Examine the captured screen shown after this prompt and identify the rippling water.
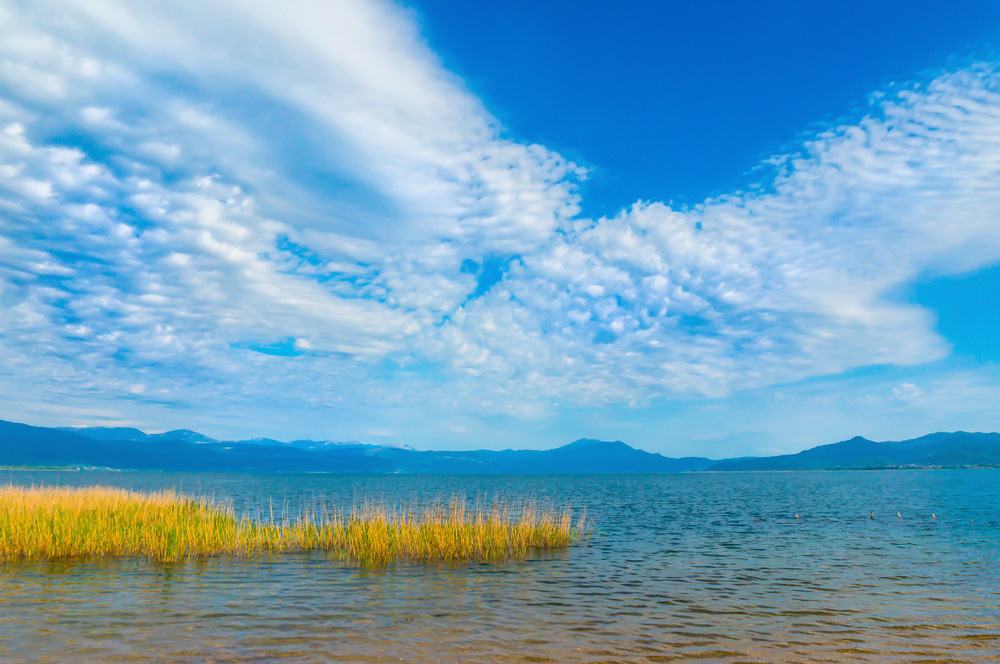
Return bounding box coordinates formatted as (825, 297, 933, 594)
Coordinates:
(1, 470, 998, 662)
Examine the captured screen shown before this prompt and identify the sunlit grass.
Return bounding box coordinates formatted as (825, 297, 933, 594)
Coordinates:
(0, 486, 584, 566)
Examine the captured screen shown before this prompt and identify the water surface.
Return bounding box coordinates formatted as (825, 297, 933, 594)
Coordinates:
(1, 470, 998, 662)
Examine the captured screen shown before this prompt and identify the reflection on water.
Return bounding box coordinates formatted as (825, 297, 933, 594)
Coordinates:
(1, 470, 998, 662)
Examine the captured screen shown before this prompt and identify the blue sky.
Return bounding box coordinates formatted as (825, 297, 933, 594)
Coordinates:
(411, 0, 1000, 216)
(1, 0, 999, 455)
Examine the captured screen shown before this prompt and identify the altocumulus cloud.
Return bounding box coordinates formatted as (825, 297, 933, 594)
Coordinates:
(443, 67, 1000, 407)
(0, 0, 999, 436)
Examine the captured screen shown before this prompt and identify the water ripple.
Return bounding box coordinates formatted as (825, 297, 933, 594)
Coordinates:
(1, 469, 998, 662)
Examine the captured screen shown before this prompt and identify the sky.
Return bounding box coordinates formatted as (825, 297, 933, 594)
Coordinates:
(1, 0, 999, 456)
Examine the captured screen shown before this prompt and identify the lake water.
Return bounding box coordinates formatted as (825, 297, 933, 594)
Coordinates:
(1, 470, 998, 662)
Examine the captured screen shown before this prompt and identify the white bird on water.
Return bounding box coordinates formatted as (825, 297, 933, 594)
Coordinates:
(896, 512, 902, 519)
(932, 513, 938, 520)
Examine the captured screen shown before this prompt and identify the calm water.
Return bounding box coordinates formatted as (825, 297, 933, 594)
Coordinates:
(1, 470, 998, 662)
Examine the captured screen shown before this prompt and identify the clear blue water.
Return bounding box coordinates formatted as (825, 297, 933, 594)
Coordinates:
(1, 470, 998, 662)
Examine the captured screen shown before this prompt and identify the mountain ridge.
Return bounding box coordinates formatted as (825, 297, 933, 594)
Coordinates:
(3, 420, 999, 473)
(0, 420, 712, 474)
(707, 431, 1000, 470)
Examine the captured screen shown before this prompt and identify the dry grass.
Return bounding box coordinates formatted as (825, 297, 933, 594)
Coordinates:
(0, 485, 584, 566)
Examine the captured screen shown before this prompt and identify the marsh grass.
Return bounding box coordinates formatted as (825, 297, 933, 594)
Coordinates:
(0, 486, 584, 566)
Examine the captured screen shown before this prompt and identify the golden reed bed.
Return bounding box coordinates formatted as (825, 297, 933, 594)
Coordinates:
(0, 486, 583, 566)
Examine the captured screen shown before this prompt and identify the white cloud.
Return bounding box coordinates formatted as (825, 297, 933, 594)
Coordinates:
(436, 66, 1000, 409)
(891, 382, 924, 401)
(0, 0, 584, 431)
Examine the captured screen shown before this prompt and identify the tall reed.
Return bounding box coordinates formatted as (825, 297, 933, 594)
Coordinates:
(0, 486, 584, 566)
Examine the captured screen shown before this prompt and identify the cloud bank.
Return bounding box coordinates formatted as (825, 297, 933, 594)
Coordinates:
(1, 0, 999, 442)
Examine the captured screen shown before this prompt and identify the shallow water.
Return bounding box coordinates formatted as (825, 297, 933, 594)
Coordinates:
(1, 470, 998, 662)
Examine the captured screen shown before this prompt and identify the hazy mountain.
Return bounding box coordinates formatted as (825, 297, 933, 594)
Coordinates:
(4, 421, 998, 473)
(63, 427, 385, 450)
(0, 421, 711, 474)
(63, 426, 217, 444)
(370, 439, 715, 474)
(58, 426, 153, 442)
(708, 432, 1000, 470)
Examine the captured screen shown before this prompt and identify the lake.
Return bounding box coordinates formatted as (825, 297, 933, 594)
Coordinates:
(1, 470, 998, 662)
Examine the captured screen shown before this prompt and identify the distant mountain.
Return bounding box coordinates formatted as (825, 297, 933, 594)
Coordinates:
(371, 438, 715, 474)
(63, 426, 217, 444)
(0, 420, 712, 474)
(63, 426, 394, 451)
(57, 426, 152, 442)
(708, 432, 1000, 470)
(4, 421, 998, 473)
